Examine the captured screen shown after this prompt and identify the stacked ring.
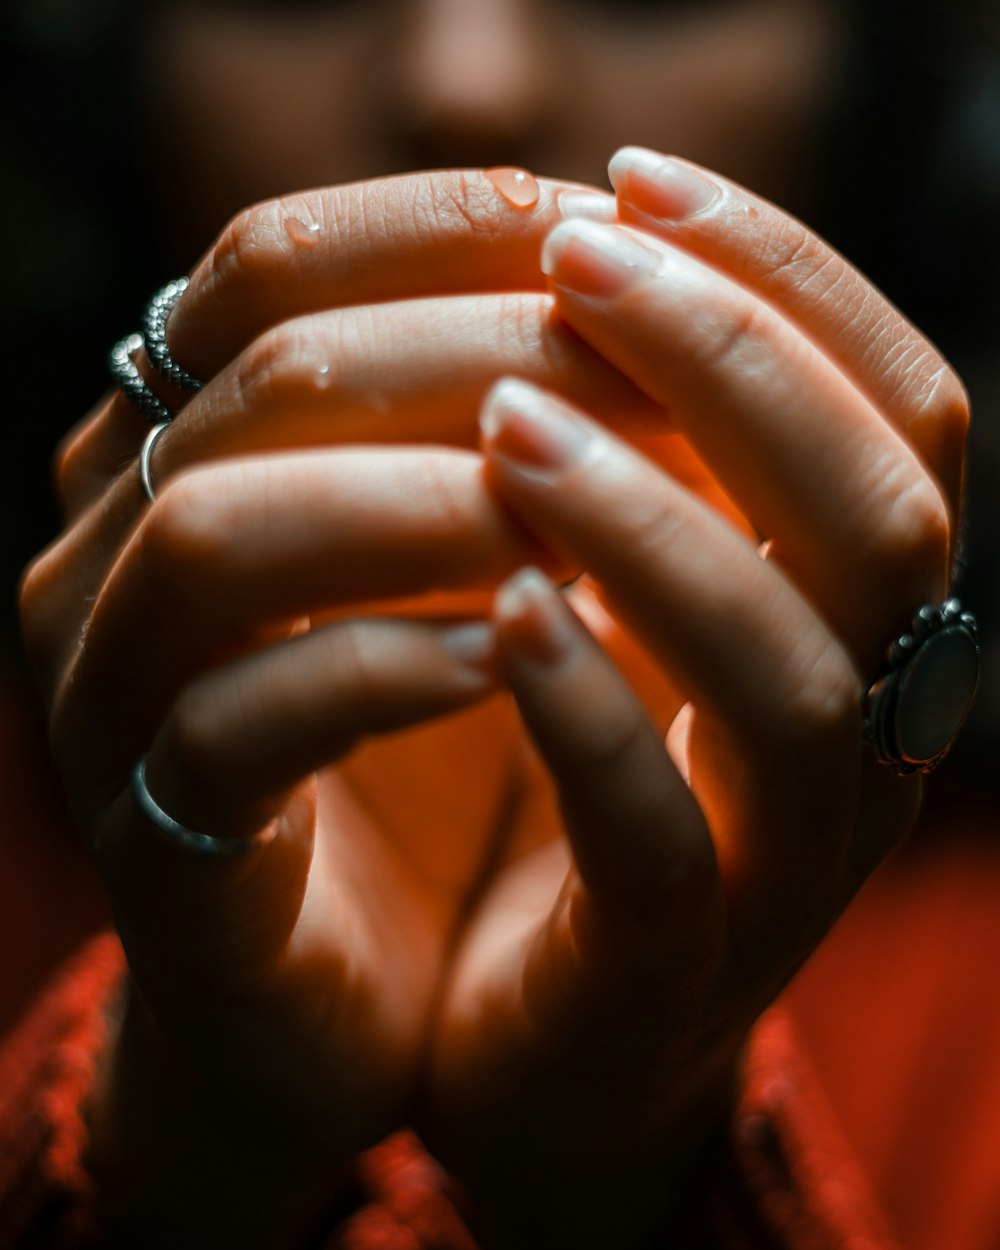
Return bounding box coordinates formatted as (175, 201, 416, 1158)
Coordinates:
(109, 332, 174, 425)
(109, 277, 205, 499)
(143, 277, 204, 393)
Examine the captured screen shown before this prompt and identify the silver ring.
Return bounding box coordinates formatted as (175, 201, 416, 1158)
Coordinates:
(863, 599, 980, 774)
(139, 421, 170, 502)
(132, 757, 275, 857)
(109, 332, 175, 424)
(143, 277, 204, 393)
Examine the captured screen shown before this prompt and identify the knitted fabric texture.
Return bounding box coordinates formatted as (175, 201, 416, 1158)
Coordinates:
(0, 934, 895, 1249)
(0, 932, 122, 1250)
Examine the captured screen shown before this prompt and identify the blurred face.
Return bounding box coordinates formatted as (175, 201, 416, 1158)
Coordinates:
(146, 0, 844, 258)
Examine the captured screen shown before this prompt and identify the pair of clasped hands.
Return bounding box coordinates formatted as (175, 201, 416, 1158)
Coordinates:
(22, 149, 965, 1248)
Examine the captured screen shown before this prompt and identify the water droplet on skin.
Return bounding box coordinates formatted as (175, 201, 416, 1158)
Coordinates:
(285, 217, 321, 246)
(485, 167, 540, 210)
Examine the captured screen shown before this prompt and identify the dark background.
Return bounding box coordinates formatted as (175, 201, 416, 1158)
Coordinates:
(1, 0, 997, 779)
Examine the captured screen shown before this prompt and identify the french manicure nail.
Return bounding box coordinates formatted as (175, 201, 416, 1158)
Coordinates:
(608, 147, 721, 220)
(496, 567, 576, 664)
(557, 189, 618, 223)
(480, 377, 600, 477)
(440, 621, 497, 677)
(541, 218, 661, 299)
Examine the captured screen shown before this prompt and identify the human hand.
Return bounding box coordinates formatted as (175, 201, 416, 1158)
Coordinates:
(418, 153, 966, 1249)
(19, 170, 663, 1247)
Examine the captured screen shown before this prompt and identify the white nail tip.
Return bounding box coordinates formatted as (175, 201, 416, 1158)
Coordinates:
(496, 566, 550, 617)
(440, 621, 495, 665)
(557, 191, 618, 223)
(480, 377, 550, 434)
(541, 216, 621, 276)
(608, 146, 665, 187)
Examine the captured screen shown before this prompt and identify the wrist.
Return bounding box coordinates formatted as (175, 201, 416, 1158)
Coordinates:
(87, 981, 358, 1250)
(442, 1052, 741, 1250)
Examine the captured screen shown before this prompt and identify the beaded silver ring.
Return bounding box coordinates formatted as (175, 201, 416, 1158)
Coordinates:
(142, 277, 204, 393)
(109, 332, 174, 425)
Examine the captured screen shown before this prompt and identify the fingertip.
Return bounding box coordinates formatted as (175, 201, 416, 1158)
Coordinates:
(479, 376, 602, 480)
(607, 145, 664, 191)
(609, 148, 722, 221)
(480, 376, 561, 444)
(495, 567, 586, 670)
(438, 619, 500, 687)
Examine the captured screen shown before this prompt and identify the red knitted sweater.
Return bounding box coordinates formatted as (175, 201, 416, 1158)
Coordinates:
(0, 932, 897, 1250)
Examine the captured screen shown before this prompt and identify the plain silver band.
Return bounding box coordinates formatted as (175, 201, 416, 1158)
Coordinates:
(143, 277, 204, 393)
(139, 420, 171, 502)
(132, 757, 274, 857)
(109, 332, 175, 424)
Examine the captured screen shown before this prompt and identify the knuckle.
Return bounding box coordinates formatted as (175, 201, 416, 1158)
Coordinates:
(423, 171, 504, 241)
(911, 363, 971, 449)
(18, 548, 54, 634)
(777, 643, 861, 754)
(51, 399, 121, 518)
(207, 199, 286, 300)
(863, 467, 951, 590)
(137, 469, 236, 595)
(54, 420, 95, 512)
(806, 663, 861, 745)
(872, 330, 970, 449)
(414, 452, 474, 533)
(696, 298, 772, 375)
(235, 320, 340, 412)
(495, 292, 546, 364)
(18, 547, 65, 678)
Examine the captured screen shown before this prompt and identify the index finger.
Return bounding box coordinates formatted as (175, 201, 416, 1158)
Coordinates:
(167, 170, 610, 381)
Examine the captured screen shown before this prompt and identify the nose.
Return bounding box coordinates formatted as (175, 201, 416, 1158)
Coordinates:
(377, 0, 555, 169)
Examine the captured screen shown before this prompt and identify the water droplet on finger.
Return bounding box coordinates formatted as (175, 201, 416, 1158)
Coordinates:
(485, 167, 540, 210)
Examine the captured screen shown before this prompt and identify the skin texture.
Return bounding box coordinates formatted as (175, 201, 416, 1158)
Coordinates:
(16, 1, 968, 1247)
(20, 157, 965, 1247)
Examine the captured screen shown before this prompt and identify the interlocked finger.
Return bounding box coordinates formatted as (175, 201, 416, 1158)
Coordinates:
(610, 149, 969, 515)
(129, 616, 497, 848)
(45, 447, 552, 812)
(540, 219, 951, 672)
(94, 616, 497, 993)
(165, 171, 607, 383)
(481, 379, 863, 928)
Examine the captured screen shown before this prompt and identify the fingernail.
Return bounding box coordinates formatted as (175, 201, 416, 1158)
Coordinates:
(541, 218, 661, 299)
(480, 377, 601, 478)
(439, 621, 497, 677)
(556, 189, 618, 223)
(608, 147, 721, 220)
(496, 567, 576, 664)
